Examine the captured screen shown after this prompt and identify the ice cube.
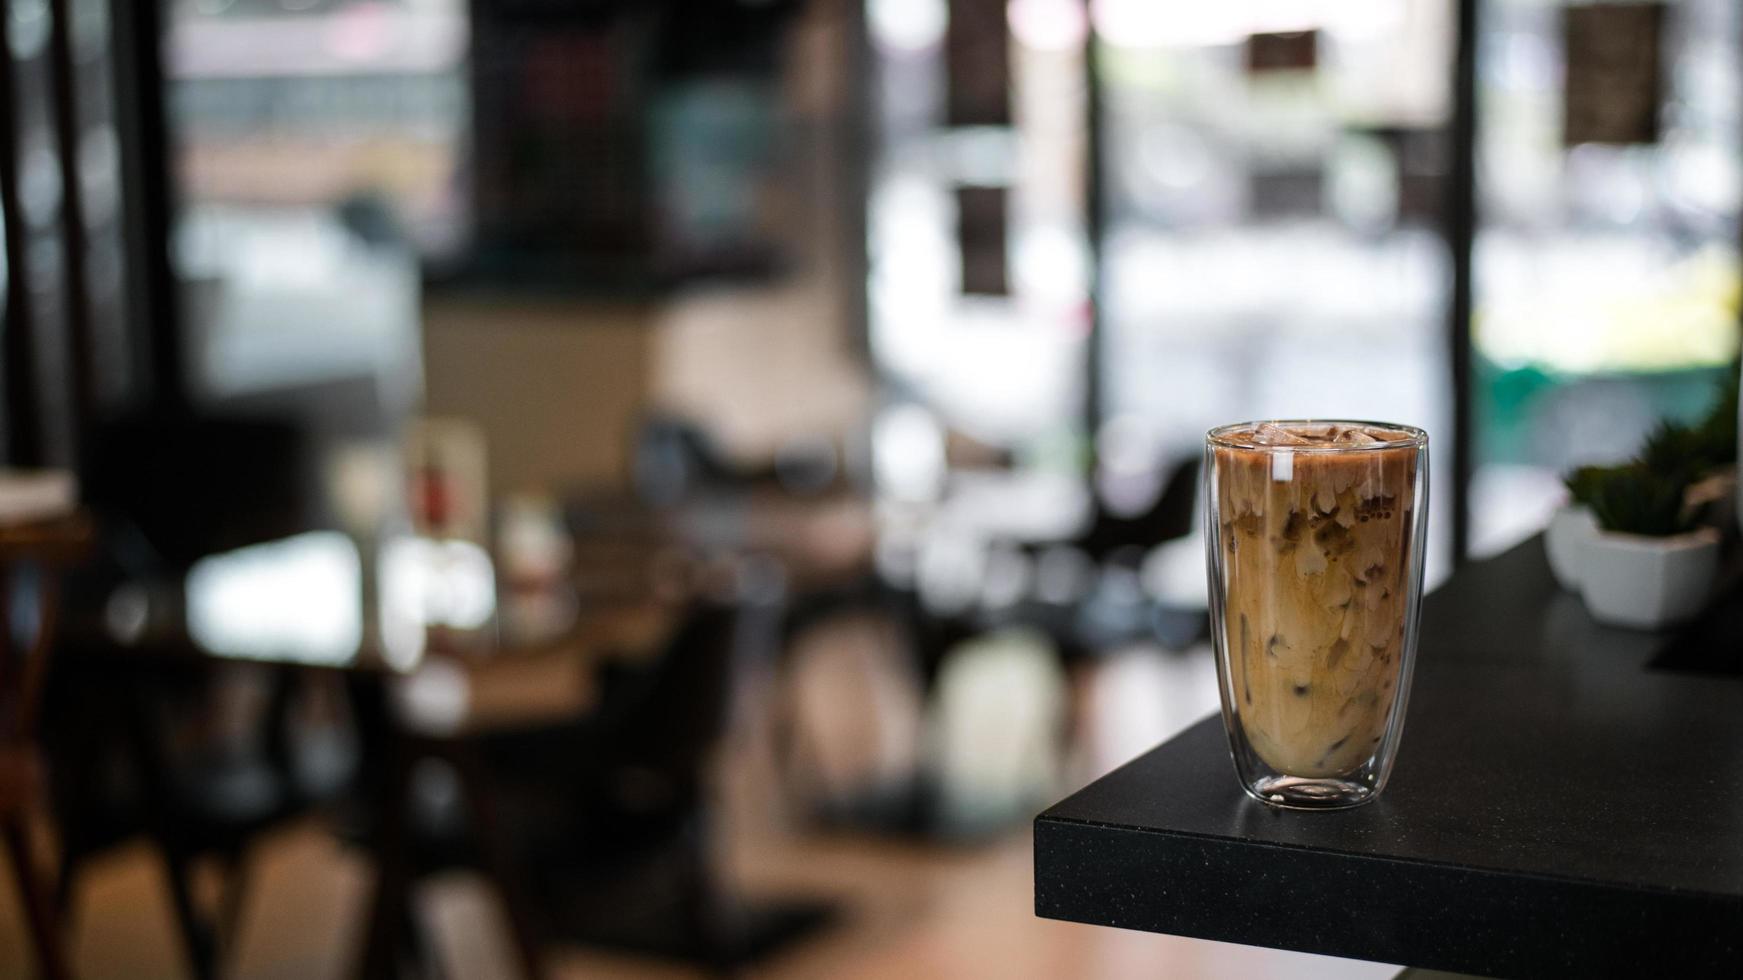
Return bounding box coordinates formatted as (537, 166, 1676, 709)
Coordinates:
(1253, 422, 1313, 446)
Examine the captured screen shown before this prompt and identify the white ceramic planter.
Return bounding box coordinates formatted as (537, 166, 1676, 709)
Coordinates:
(1543, 505, 1596, 591)
(1579, 527, 1721, 630)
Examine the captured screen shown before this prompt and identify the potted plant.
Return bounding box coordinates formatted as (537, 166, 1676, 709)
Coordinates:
(1544, 465, 1609, 591)
(1547, 369, 1737, 596)
(1578, 464, 1719, 630)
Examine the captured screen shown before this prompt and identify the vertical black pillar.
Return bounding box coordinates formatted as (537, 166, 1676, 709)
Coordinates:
(1083, 15, 1105, 455)
(48, 0, 94, 439)
(1447, 0, 1479, 565)
(0, 6, 40, 465)
(108, 0, 183, 409)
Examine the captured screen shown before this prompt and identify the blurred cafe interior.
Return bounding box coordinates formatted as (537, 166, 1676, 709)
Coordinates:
(0, 0, 1738, 977)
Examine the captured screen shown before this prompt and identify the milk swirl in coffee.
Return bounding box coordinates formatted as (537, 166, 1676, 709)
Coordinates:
(1211, 422, 1419, 778)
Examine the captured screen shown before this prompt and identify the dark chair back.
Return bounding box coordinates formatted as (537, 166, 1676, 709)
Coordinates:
(1083, 454, 1202, 562)
(81, 410, 313, 570)
(1142, 453, 1203, 545)
(610, 599, 742, 780)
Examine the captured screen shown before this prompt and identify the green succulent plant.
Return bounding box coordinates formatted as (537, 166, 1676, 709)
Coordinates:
(1563, 463, 1626, 507)
(1638, 420, 1707, 481)
(1562, 366, 1736, 536)
(1585, 464, 1695, 536)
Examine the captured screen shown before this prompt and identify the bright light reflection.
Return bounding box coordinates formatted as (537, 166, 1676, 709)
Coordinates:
(939, 127, 1020, 186)
(1011, 223, 1090, 307)
(325, 0, 397, 62)
(874, 403, 948, 502)
(379, 536, 497, 633)
(1475, 237, 1742, 373)
(1009, 0, 1087, 51)
(187, 532, 361, 665)
(869, 0, 947, 51)
(1092, 0, 1399, 48)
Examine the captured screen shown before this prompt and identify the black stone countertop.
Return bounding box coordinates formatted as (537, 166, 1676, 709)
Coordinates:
(1034, 538, 1743, 978)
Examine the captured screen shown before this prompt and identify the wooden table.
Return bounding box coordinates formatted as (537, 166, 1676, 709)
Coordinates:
(67, 528, 687, 980)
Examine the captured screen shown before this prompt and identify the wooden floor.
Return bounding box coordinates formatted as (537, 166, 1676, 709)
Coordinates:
(0, 644, 1400, 979)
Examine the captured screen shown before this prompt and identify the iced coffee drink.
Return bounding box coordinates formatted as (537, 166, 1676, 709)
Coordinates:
(1206, 421, 1428, 809)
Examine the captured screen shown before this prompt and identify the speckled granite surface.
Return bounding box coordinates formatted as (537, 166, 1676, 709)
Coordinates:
(1036, 539, 1743, 977)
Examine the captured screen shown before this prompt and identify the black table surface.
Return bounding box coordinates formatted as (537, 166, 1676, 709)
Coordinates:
(1034, 537, 1743, 978)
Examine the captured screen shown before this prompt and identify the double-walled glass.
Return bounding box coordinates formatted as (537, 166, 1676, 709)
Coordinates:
(1205, 421, 1429, 809)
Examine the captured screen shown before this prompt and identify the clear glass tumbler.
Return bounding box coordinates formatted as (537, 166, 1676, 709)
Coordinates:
(1205, 421, 1429, 809)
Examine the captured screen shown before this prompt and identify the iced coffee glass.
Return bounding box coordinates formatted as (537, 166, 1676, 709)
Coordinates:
(1205, 421, 1428, 809)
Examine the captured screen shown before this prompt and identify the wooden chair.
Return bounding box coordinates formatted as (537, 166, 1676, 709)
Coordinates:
(0, 514, 91, 980)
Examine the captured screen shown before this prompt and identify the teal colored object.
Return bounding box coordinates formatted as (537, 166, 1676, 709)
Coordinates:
(1474, 356, 1732, 467)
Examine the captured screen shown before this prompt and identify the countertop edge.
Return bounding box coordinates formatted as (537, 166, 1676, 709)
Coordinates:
(1033, 812, 1743, 976)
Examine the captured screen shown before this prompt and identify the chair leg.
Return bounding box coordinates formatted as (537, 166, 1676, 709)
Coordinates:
(452, 745, 545, 980)
(160, 844, 218, 980)
(116, 677, 216, 979)
(216, 848, 251, 952)
(396, 898, 438, 980)
(680, 819, 736, 979)
(4, 818, 71, 980)
(51, 845, 77, 926)
(353, 720, 414, 980)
